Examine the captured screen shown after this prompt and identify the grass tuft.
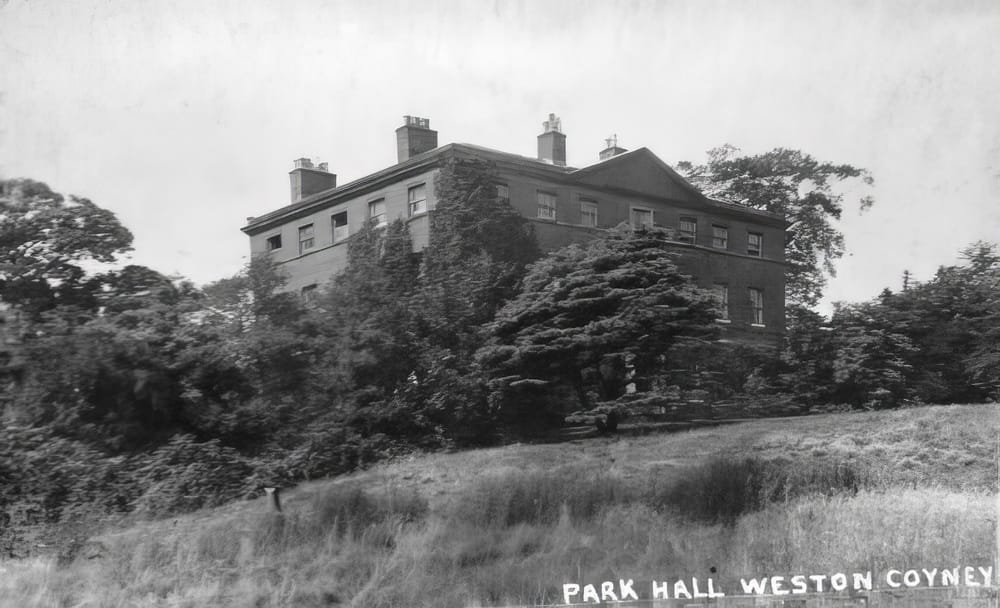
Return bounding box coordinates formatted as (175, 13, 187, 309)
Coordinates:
(449, 466, 634, 528)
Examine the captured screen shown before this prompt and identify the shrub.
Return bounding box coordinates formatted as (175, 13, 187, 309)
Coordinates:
(646, 456, 873, 525)
(450, 466, 634, 528)
(131, 434, 255, 518)
(312, 484, 429, 538)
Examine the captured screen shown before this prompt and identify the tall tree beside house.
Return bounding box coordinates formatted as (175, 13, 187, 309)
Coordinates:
(0, 179, 134, 317)
(319, 160, 541, 445)
(676, 146, 874, 310)
(417, 157, 540, 355)
(477, 226, 719, 429)
(321, 218, 422, 397)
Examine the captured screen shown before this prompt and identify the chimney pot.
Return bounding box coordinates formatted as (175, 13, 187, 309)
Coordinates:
(599, 134, 628, 161)
(396, 115, 438, 163)
(289, 158, 337, 203)
(537, 113, 567, 166)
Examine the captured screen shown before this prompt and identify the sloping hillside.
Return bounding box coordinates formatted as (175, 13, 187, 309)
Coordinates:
(3, 404, 997, 607)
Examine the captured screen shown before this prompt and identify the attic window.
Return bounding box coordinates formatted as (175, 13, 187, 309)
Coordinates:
(748, 232, 763, 257)
(679, 217, 697, 243)
(369, 199, 387, 228)
(266, 234, 282, 251)
(332, 211, 348, 242)
(298, 224, 315, 254)
(408, 184, 427, 216)
(712, 225, 728, 249)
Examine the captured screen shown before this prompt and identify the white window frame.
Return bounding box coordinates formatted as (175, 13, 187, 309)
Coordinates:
(712, 225, 729, 249)
(496, 183, 510, 205)
(369, 198, 387, 228)
(714, 284, 730, 322)
(580, 199, 598, 227)
(408, 183, 427, 216)
(630, 205, 653, 229)
(537, 191, 557, 220)
(298, 223, 315, 254)
(331, 210, 349, 243)
(265, 233, 282, 252)
(679, 217, 697, 243)
(749, 287, 765, 326)
(748, 232, 763, 257)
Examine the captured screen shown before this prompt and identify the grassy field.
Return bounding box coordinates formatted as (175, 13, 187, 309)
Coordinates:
(2, 403, 997, 607)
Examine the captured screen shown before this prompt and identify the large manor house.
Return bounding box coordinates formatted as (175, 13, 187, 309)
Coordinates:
(242, 115, 787, 343)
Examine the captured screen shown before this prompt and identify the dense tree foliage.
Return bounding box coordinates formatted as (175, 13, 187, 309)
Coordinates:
(0, 179, 134, 317)
(323, 218, 422, 396)
(317, 158, 541, 445)
(478, 226, 719, 417)
(677, 146, 874, 309)
(418, 157, 540, 353)
(772, 241, 1000, 408)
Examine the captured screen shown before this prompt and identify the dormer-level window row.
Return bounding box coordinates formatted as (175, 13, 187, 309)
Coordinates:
(527, 188, 769, 257)
(267, 180, 434, 257)
(267, 181, 770, 259)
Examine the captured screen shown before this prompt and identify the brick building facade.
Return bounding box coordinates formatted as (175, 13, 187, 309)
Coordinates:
(242, 115, 788, 343)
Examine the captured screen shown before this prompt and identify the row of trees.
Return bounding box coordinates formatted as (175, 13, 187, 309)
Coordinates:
(778, 243, 1000, 408)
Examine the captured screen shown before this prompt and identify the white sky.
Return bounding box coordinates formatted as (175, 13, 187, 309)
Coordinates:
(1, 0, 998, 315)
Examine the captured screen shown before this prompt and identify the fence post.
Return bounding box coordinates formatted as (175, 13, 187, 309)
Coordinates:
(264, 486, 282, 513)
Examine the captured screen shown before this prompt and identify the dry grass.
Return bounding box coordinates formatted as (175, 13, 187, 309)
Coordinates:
(2, 403, 997, 607)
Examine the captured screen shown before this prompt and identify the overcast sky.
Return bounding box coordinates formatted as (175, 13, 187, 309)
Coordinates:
(1, 0, 997, 315)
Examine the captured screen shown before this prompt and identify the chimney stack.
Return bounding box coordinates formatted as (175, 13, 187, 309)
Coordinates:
(396, 116, 438, 163)
(599, 134, 628, 161)
(537, 113, 566, 166)
(289, 158, 337, 203)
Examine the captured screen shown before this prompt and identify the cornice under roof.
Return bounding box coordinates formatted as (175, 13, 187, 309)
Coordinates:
(242, 142, 786, 235)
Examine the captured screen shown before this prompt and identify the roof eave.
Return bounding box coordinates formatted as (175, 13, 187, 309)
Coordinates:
(242, 145, 458, 235)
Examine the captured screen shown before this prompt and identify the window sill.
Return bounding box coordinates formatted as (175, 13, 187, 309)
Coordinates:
(751, 323, 767, 328)
(715, 319, 732, 324)
(287, 241, 345, 261)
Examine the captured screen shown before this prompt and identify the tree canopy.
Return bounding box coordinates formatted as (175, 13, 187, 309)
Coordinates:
(0, 179, 134, 316)
(677, 146, 873, 309)
(478, 225, 719, 409)
(418, 157, 540, 353)
(773, 241, 1000, 408)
